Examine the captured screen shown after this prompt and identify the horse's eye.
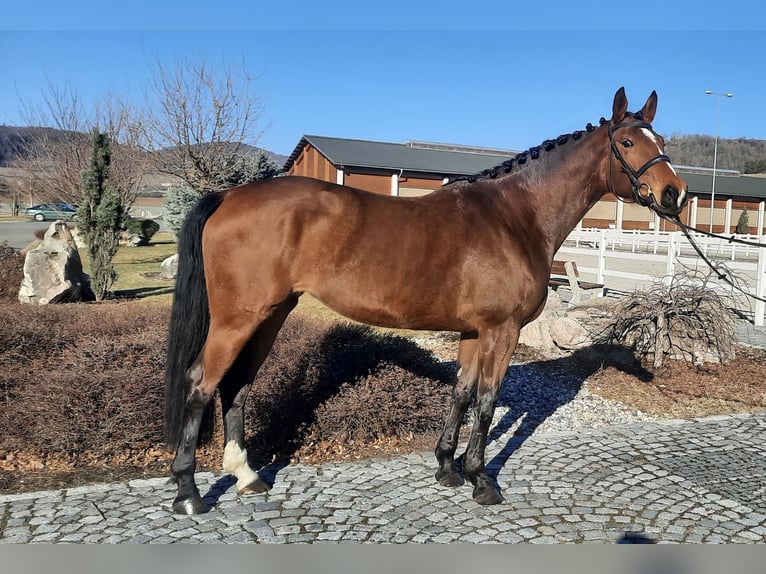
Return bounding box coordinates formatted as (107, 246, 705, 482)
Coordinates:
(621, 139, 633, 148)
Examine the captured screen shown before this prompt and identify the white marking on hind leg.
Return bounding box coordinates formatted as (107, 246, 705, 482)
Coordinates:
(223, 440, 261, 492)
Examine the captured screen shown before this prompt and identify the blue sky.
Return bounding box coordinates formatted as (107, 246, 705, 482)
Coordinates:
(2, 2, 765, 157)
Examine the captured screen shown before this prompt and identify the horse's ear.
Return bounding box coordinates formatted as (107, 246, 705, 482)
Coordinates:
(639, 91, 658, 124)
(611, 87, 628, 123)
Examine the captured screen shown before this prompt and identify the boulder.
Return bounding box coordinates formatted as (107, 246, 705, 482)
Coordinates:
(160, 253, 179, 280)
(120, 230, 144, 247)
(549, 316, 590, 350)
(18, 221, 96, 304)
(519, 290, 565, 355)
(519, 290, 609, 355)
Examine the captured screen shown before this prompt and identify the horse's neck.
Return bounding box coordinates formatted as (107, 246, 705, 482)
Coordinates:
(502, 132, 610, 254)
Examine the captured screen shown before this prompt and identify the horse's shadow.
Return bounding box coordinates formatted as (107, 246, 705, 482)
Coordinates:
(202, 326, 650, 505)
(458, 343, 653, 487)
(201, 322, 455, 505)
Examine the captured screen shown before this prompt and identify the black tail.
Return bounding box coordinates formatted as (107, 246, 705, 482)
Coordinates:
(164, 192, 225, 450)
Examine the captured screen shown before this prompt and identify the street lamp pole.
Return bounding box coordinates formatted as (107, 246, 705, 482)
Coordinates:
(705, 90, 733, 233)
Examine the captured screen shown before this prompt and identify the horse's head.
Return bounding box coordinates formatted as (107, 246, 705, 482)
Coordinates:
(606, 87, 688, 218)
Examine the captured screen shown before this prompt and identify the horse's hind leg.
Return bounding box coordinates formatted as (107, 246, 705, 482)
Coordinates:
(171, 318, 267, 515)
(220, 295, 298, 495)
(435, 332, 479, 487)
(170, 357, 215, 515)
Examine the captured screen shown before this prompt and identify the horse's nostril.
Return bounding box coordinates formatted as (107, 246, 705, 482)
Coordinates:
(661, 186, 679, 208)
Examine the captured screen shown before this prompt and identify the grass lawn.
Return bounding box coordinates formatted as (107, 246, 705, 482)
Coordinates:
(78, 231, 178, 304)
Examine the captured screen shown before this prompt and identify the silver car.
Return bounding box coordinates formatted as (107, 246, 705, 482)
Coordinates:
(25, 203, 78, 222)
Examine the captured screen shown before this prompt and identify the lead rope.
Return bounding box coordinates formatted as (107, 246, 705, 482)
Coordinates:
(665, 215, 766, 248)
(656, 212, 766, 304)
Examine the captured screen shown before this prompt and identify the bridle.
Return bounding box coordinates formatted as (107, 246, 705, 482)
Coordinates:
(608, 119, 683, 217)
(607, 120, 766, 304)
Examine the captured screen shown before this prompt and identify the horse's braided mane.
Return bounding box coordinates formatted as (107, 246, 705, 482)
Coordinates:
(447, 116, 616, 185)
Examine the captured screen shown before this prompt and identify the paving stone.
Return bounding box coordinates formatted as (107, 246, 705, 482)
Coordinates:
(5, 408, 766, 543)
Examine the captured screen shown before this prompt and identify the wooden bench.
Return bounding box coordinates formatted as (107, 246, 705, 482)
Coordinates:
(548, 260, 604, 304)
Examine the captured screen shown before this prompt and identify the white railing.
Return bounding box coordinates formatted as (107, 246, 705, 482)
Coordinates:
(559, 228, 766, 326)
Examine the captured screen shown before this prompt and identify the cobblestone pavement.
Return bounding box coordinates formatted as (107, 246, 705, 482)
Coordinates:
(2, 321, 765, 544)
(2, 412, 766, 544)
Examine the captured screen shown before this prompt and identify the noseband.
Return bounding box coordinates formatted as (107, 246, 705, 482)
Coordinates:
(608, 120, 675, 213)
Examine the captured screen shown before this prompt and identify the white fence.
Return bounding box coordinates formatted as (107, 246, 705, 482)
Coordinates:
(558, 228, 766, 326)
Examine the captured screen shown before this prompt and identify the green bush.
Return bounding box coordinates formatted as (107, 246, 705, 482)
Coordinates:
(736, 208, 750, 235)
(164, 184, 200, 240)
(125, 218, 160, 243)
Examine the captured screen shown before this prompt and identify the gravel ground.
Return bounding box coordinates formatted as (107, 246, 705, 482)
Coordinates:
(492, 360, 655, 438)
(412, 334, 656, 441)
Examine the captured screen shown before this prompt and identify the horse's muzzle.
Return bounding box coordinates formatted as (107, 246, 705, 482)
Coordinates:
(659, 184, 687, 215)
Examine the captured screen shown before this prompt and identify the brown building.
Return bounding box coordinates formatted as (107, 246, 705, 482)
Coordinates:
(285, 135, 766, 235)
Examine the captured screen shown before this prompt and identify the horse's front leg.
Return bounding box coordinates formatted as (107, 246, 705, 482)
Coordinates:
(435, 333, 479, 487)
(463, 324, 519, 505)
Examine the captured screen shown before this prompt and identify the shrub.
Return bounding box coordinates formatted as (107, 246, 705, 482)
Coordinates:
(309, 363, 451, 443)
(0, 242, 24, 303)
(245, 317, 453, 462)
(0, 303, 169, 458)
(164, 184, 199, 240)
(736, 208, 750, 234)
(124, 218, 160, 243)
(602, 271, 736, 368)
(0, 304, 453, 470)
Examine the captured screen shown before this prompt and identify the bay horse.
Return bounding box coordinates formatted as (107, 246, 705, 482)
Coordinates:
(164, 87, 688, 514)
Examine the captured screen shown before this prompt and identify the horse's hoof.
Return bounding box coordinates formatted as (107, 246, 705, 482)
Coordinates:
(472, 486, 504, 505)
(172, 495, 211, 515)
(238, 476, 270, 495)
(435, 469, 465, 488)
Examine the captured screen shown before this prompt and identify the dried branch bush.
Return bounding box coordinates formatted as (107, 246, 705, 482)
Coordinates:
(246, 317, 453, 462)
(603, 270, 736, 368)
(0, 242, 24, 303)
(0, 303, 452, 468)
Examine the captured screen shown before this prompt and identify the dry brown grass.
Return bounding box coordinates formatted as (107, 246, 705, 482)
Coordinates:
(589, 345, 766, 418)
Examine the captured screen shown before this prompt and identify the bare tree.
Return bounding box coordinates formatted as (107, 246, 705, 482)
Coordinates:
(140, 56, 268, 194)
(16, 82, 148, 209)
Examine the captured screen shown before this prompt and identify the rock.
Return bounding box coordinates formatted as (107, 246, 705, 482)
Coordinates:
(18, 220, 96, 304)
(519, 290, 565, 355)
(70, 226, 85, 249)
(160, 253, 179, 280)
(550, 316, 590, 349)
(120, 230, 144, 247)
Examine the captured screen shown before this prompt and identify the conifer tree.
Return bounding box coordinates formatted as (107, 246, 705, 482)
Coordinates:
(736, 208, 750, 235)
(77, 128, 125, 300)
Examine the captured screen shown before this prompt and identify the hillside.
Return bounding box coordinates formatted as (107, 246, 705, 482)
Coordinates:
(0, 125, 83, 167)
(664, 134, 766, 174)
(0, 125, 288, 169)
